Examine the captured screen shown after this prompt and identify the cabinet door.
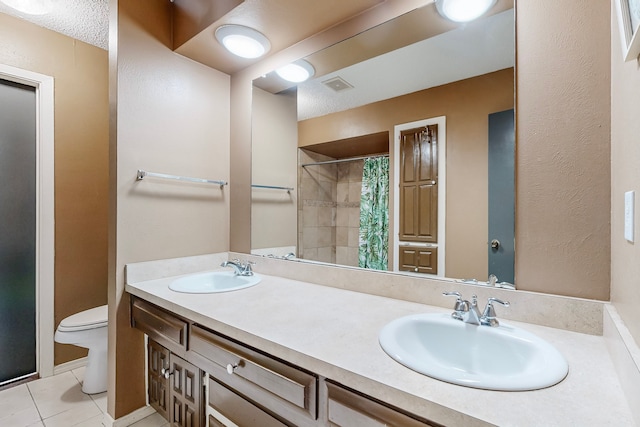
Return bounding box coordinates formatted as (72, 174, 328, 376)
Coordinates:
(169, 353, 203, 427)
(148, 339, 170, 420)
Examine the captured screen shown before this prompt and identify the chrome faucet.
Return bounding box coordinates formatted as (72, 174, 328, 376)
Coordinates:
(443, 292, 509, 327)
(220, 260, 254, 276)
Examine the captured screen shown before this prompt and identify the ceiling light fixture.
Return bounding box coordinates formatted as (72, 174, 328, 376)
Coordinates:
(215, 25, 271, 59)
(276, 60, 315, 83)
(435, 0, 497, 23)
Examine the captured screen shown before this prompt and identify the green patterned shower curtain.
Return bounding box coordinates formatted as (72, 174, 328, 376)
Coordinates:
(358, 156, 389, 270)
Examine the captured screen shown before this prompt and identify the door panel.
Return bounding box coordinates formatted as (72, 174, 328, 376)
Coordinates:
(170, 353, 203, 427)
(0, 79, 37, 384)
(488, 109, 515, 284)
(399, 126, 438, 243)
(148, 339, 170, 419)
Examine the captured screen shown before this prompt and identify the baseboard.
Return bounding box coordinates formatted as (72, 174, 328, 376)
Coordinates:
(603, 304, 640, 426)
(102, 405, 157, 427)
(53, 357, 88, 375)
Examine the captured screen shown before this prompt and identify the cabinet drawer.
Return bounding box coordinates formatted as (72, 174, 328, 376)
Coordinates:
(208, 377, 288, 427)
(190, 325, 317, 425)
(131, 297, 188, 350)
(326, 381, 441, 427)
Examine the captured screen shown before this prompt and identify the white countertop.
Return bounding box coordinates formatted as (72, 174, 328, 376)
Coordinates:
(126, 270, 634, 426)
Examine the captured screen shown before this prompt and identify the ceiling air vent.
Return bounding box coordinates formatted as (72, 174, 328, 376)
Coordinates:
(322, 76, 353, 92)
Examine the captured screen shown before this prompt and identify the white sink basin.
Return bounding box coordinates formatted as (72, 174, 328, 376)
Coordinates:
(379, 313, 568, 391)
(169, 271, 261, 293)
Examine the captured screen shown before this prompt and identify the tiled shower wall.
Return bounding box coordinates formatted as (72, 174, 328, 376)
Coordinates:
(336, 160, 363, 267)
(298, 149, 363, 267)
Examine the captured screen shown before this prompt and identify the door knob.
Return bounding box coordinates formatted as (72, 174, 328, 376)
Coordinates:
(490, 239, 500, 249)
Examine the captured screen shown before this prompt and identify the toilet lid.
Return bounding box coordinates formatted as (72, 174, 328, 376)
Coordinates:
(58, 305, 108, 332)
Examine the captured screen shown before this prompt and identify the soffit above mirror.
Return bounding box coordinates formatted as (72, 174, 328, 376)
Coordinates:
(172, 0, 386, 75)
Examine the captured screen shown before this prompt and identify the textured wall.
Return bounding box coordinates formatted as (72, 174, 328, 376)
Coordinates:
(0, 13, 109, 366)
(611, 3, 640, 345)
(109, 0, 231, 418)
(516, 0, 611, 299)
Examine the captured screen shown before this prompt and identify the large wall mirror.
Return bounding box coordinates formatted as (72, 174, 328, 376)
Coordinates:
(250, 0, 515, 286)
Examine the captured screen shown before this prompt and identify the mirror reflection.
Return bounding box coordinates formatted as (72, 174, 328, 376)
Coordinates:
(251, 2, 515, 285)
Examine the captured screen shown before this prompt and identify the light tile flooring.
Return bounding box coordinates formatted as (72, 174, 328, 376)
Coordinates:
(0, 368, 168, 427)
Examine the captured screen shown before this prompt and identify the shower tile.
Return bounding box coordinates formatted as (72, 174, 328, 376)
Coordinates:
(303, 206, 318, 227)
(348, 208, 361, 228)
(317, 227, 333, 247)
(318, 207, 333, 227)
(302, 227, 318, 249)
(335, 246, 349, 264)
(336, 227, 348, 246)
(317, 247, 333, 263)
(348, 227, 360, 248)
(348, 182, 361, 202)
(336, 208, 349, 227)
(337, 182, 348, 202)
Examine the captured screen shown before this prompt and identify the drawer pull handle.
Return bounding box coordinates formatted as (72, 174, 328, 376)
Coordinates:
(226, 363, 239, 375)
(161, 368, 173, 379)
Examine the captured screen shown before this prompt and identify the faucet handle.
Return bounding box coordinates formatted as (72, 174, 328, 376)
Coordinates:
(443, 292, 469, 319)
(244, 261, 255, 273)
(481, 297, 510, 326)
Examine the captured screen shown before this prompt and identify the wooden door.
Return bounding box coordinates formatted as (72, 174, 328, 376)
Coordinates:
(148, 339, 170, 420)
(399, 125, 438, 243)
(169, 353, 203, 427)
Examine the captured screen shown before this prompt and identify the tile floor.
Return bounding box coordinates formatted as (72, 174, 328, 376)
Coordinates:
(0, 368, 168, 427)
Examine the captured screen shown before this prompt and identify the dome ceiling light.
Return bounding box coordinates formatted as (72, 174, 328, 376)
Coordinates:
(215, 24, 271, 59)
(435, 0, 497, 23)
(276, 60, 315, 83)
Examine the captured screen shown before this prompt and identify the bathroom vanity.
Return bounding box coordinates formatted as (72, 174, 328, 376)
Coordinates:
(125, 256, 635, 427)
(131, 297, 435, 426)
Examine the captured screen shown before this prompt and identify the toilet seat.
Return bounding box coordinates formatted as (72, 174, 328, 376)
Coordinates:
(58, 305, 108, 332)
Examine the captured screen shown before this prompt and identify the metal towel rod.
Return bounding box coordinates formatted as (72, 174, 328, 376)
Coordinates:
(251, 184, 294, 192)
(136, 170, 228, 189)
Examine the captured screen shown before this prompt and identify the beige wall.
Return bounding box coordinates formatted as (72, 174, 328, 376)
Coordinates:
(299, 69, 514, 280)
(251, 87, 298, 251)
(0, 13, 109, 365)
(109, 0, 231, 418)
(516, 0, 611, 300)
(611, 3, 640, 345)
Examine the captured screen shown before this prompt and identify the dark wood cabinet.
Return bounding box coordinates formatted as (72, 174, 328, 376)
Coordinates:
(131, 296, 441, 427)
(146, 339, 204, 427)
(148, 339, 170, 419)
(398, 245, 438, 275)
(169, 353, 203, 427)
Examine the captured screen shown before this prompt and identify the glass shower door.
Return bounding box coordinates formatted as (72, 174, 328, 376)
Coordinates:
(0, 78, 37, 385)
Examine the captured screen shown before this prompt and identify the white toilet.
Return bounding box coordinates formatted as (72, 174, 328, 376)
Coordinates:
(54, 305, 108, 394)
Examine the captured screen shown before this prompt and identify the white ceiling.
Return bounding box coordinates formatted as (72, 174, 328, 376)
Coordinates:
(0, 0, 109, 50)
(297, 9, 514, 120)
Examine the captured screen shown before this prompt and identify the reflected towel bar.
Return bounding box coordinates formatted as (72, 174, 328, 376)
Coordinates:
(251, 184, 294, 192)
(136, 170, 227, 188)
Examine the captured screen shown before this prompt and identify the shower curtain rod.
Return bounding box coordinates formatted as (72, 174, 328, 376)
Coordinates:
(301, 153, 389, 167)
